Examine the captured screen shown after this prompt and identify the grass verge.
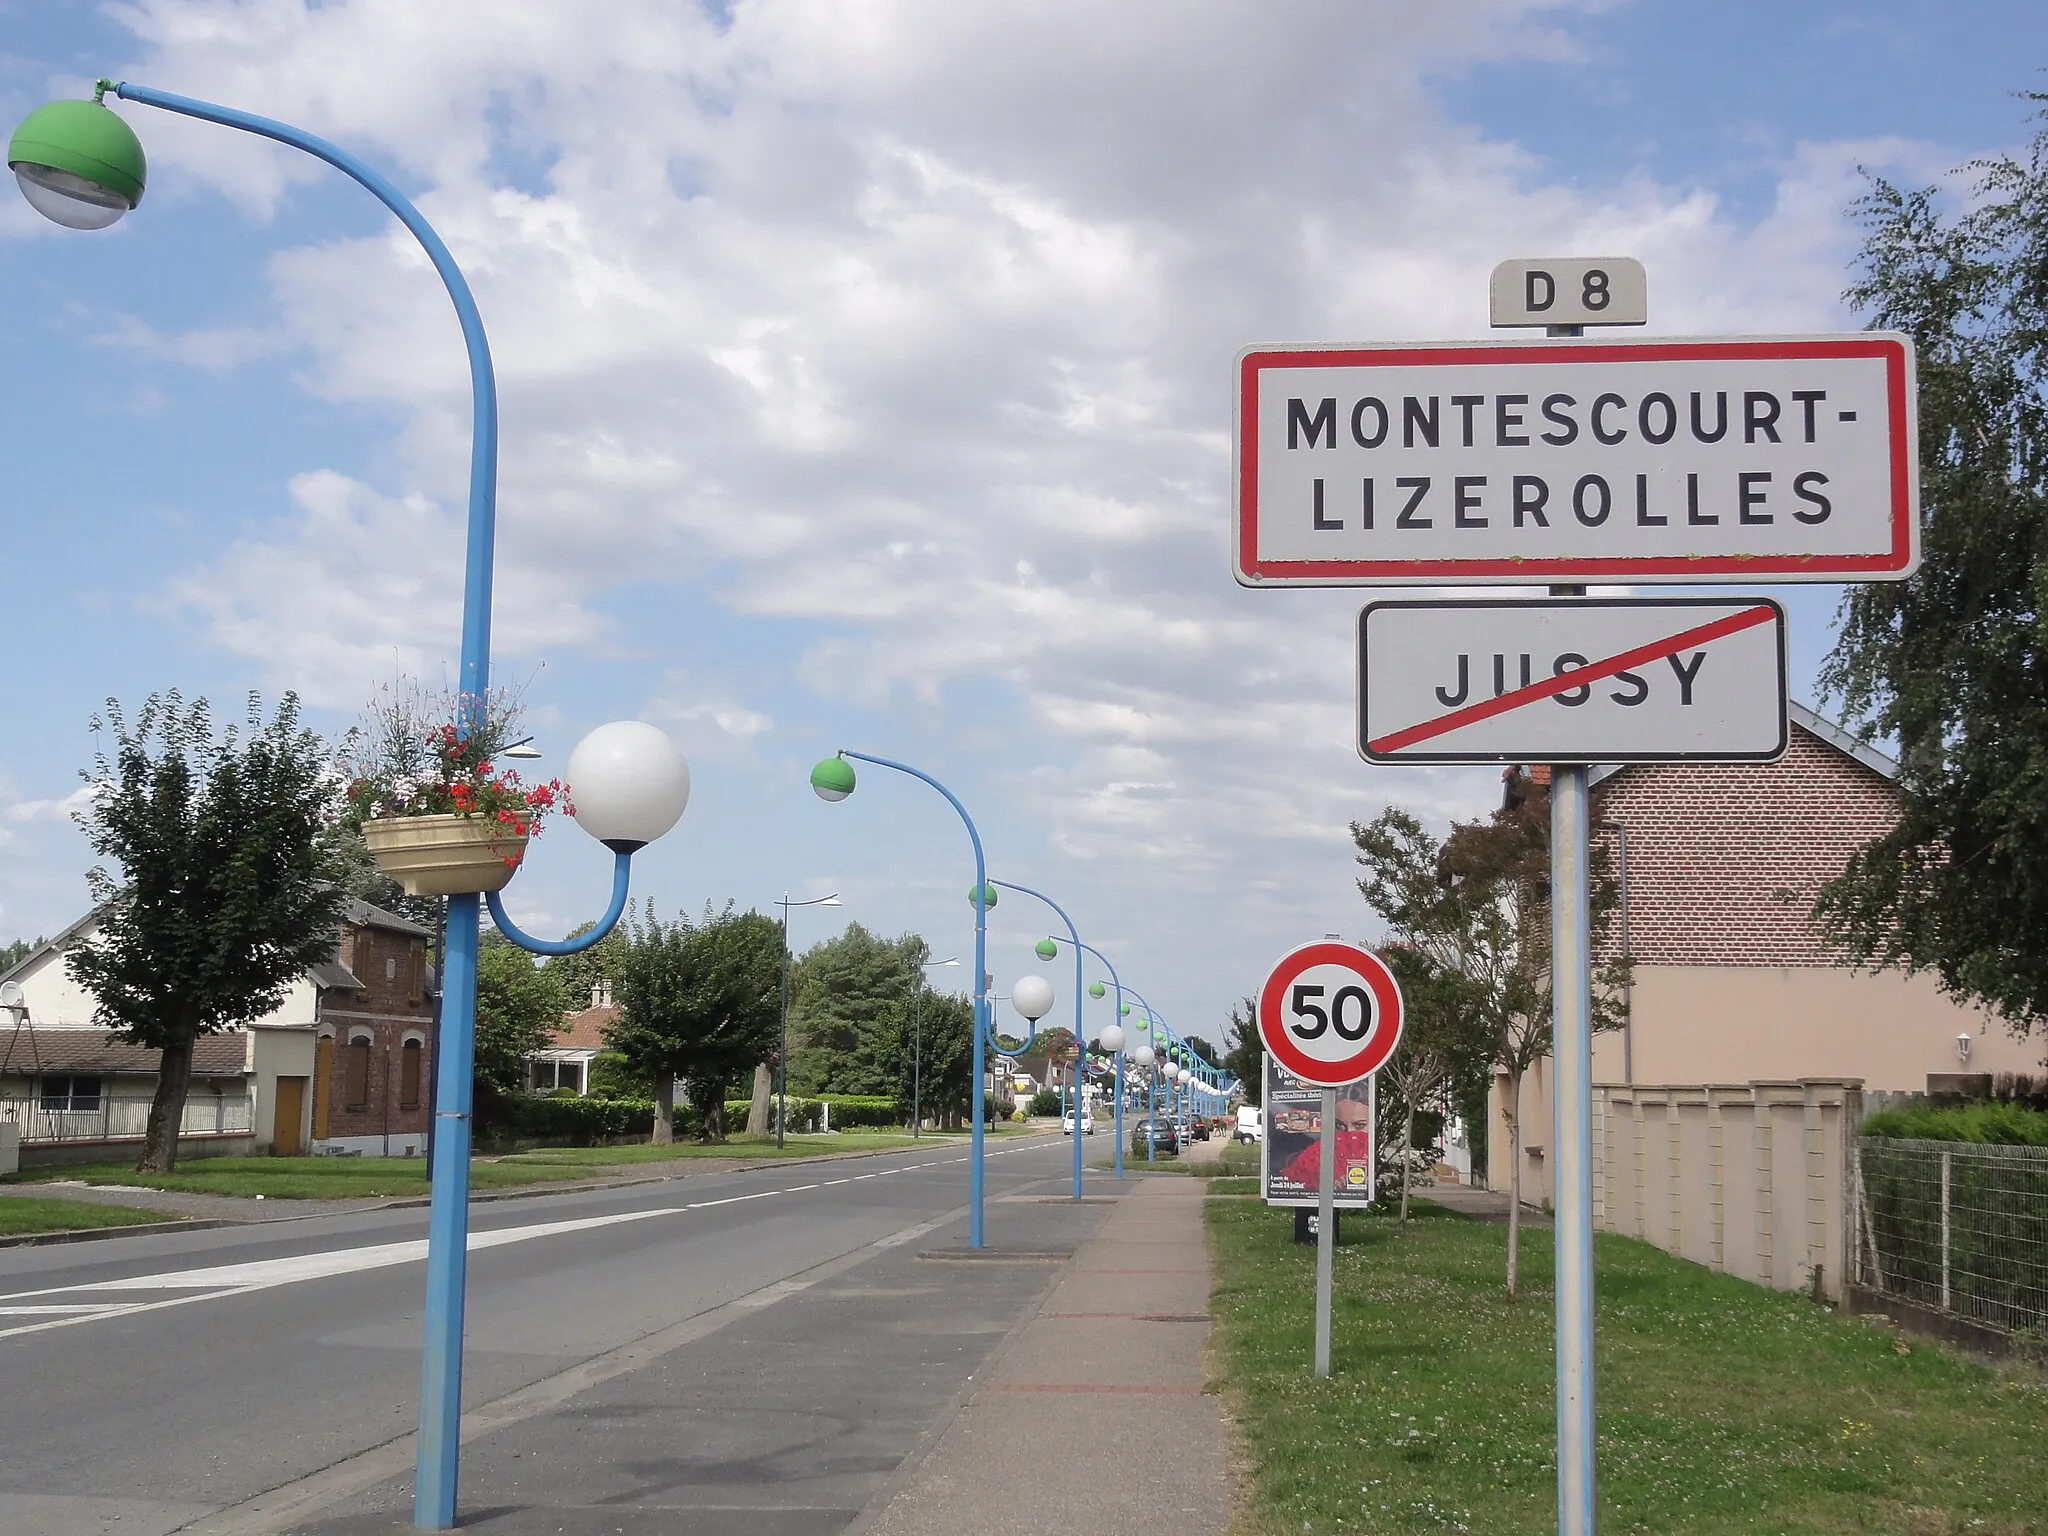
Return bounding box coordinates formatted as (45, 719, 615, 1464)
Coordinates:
(5, 1158, 566, 1200)
(0, 1196, 178, 1236)
(5, 1125, 1040, 1200)
(1209, 1196, 2048, 1535)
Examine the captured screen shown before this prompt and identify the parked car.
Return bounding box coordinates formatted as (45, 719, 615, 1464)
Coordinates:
(1062, 1108, 1096, 1136)
(1130, 1117, 1177, 1156)
(1234, 1106, 1263, 1144)
(1190, 1116, 1211, 1142)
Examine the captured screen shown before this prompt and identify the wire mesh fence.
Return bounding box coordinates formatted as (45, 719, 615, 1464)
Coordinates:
(1853, 1137, 2048, 1334)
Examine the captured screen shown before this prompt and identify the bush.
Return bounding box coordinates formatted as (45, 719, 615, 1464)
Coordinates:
(723, 1094, 902, 1131)
(588, 1052, 653, 1099)
(1863, 1101, 2048, 1146)
(479, 1095, 667, 1145)
(1029, 1088, 1064, 1117)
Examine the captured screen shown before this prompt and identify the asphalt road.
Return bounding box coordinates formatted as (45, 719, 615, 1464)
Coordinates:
(0, 1134, 1111, 1536)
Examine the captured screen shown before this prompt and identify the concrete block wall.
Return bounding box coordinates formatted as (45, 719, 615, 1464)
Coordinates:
(1592, 1078, 1860, 1302)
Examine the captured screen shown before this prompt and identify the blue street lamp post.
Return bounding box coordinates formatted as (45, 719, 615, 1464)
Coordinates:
(7, 84, 695, 1531)
(776, 893, 842, 1148)
(811, 752, 1001, 1245)
(1064, 944, 1130, 1179)
(993, 881, 1086, 1201)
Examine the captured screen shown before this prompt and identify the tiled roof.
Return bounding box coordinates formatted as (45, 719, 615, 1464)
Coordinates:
(553, 1005, 618, 1052)
(344, 898, 434, 938)
(0, 1028, 249, 1077)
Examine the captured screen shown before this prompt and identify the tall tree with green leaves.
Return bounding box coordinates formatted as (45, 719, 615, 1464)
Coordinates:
(787, 923, 921, 1097)
(1354, 779, 1627, 1296)
(609, 903, 783, 1142)
(1222, 996, 1264, 1106)
(1376, 943, 1485, 1226)
(475, 931, 571, 1105)
(0, 936, 43, 975)
(67, 692, 345, 1172)
(1820, 98, 2048, 1032)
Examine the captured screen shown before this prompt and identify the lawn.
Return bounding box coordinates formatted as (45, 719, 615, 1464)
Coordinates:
(0, 1196, 179, 1236)
(1208, 1197, 2048, 1535)
(5, 1157, 568, 1200)
(4, 1126, 1031, 1200)
(495, 1131, 930, 1168)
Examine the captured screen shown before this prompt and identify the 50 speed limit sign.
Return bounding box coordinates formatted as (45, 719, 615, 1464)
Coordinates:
(1256, 941, 1405, 1086)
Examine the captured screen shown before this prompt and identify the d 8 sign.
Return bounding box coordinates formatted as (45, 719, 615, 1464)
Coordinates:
(1257, 941, 1405, 1087)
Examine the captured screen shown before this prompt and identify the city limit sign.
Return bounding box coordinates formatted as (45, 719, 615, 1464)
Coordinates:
(1233, 334, 1917, 586)
(1358, 596, 1788, 765)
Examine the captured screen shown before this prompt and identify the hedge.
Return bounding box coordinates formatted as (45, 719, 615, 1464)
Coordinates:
(1863, 1101, 2048, 1146)
(724, 1094, 903, 1129)
(492, 1095, 664, 1144)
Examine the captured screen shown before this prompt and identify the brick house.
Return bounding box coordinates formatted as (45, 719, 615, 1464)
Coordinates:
(1489, 703, 2040, 1198)
(308, 900, 436, 1156)
(0, 897, 434, 1162)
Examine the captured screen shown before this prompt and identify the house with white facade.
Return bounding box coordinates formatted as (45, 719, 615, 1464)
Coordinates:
(0, 898, 436, 1165)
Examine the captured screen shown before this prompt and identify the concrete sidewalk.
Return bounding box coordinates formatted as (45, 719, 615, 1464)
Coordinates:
(856, 1174, 1229, 1536)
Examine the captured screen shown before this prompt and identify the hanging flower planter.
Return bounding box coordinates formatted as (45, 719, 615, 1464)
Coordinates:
(362, 812, 530, 897)
(341, 681, 568, 899)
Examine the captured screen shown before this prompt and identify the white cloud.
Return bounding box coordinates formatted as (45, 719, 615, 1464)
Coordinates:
(86, 0, 1939, 1015)
(6, 787, 98, 826)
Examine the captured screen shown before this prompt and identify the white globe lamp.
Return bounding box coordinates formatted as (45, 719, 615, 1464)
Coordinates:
(1133, 1044, 1155, 1068)
(1098, 1023, 1125, 1054)
(1011, 974, 1054, 1023)
(566, 722, 691, 851)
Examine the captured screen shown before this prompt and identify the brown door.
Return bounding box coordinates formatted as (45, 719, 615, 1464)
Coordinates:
(312, 1037, 333, 1141)
(272, 1077, 306, 1156)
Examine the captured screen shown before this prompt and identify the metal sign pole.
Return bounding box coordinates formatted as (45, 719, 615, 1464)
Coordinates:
(1314, 1085, 1336, 1378)
(1543, 318, 1598, 1536)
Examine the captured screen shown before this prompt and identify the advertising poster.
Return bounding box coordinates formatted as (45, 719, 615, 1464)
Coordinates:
(1260, 1057, 1377, 1209)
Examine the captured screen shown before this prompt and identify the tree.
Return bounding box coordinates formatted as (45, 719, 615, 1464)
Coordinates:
(1819, 99, 2048, 1032)
(544, 920, 629, 1013)
(0, 936, 43, 974)
(475, 931, 570, 1103)
(609, 903, 783, 1142)
(67, 692, 345, 1172)
(1376, 944, 1483, 1226)
(1354, 779, 1627, 1296)
(906, 987, 977, 1128)
(787, 923, 921, 1097)
(1222, 996, 1264, 1106)
(1182, 1033, 1219, 1068)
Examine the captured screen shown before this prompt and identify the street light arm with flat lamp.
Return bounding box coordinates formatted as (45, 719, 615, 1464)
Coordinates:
(9, 84, 692, 1534)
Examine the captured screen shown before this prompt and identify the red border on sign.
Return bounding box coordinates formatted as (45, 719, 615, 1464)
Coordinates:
(1256, 942, 1406, 1087)
(1233, 336, 1915, 583)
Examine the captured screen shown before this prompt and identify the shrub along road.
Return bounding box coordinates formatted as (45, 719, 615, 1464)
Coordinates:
(1208, 1197, 2048, 1535)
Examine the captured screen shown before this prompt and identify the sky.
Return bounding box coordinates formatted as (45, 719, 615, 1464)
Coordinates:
(1, 0, 2043, 1049)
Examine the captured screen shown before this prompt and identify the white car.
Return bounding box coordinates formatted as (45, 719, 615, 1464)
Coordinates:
(1062, 1109, 1096, 1136)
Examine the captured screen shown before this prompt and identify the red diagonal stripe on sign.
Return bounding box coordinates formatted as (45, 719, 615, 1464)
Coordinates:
(1367, 603, 1778, 756)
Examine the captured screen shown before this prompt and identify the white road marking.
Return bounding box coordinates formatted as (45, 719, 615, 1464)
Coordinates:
(0, 1143, 1063, 1344)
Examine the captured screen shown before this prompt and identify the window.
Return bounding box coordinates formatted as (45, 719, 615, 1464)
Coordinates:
(37, 1075, 102, 1112)
(344, 1036, 371, 1111)
(352, 927, 373, 986)
(399, 1038, 423, 1109)
(408, 942, 425, 1005)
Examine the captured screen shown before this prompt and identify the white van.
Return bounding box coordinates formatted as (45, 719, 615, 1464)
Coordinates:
(1234, 1106, 1262, 1143)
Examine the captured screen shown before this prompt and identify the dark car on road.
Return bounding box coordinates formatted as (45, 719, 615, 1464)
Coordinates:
(1129, 1117, 1177, 1156)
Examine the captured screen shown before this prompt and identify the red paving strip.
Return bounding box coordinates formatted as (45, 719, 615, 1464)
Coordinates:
(983, 1383, 1203, 1397)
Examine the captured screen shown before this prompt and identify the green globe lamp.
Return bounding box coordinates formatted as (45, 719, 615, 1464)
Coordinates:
(1035, 937, 1058, 960)
(810, 755, 856, 802)
(8, 90, 146, 230)
(1088, 981, 1106, 999)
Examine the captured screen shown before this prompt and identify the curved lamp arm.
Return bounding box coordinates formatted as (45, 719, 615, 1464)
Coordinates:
(116, 82, 499, 706)
(485, 851, 633, 956)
